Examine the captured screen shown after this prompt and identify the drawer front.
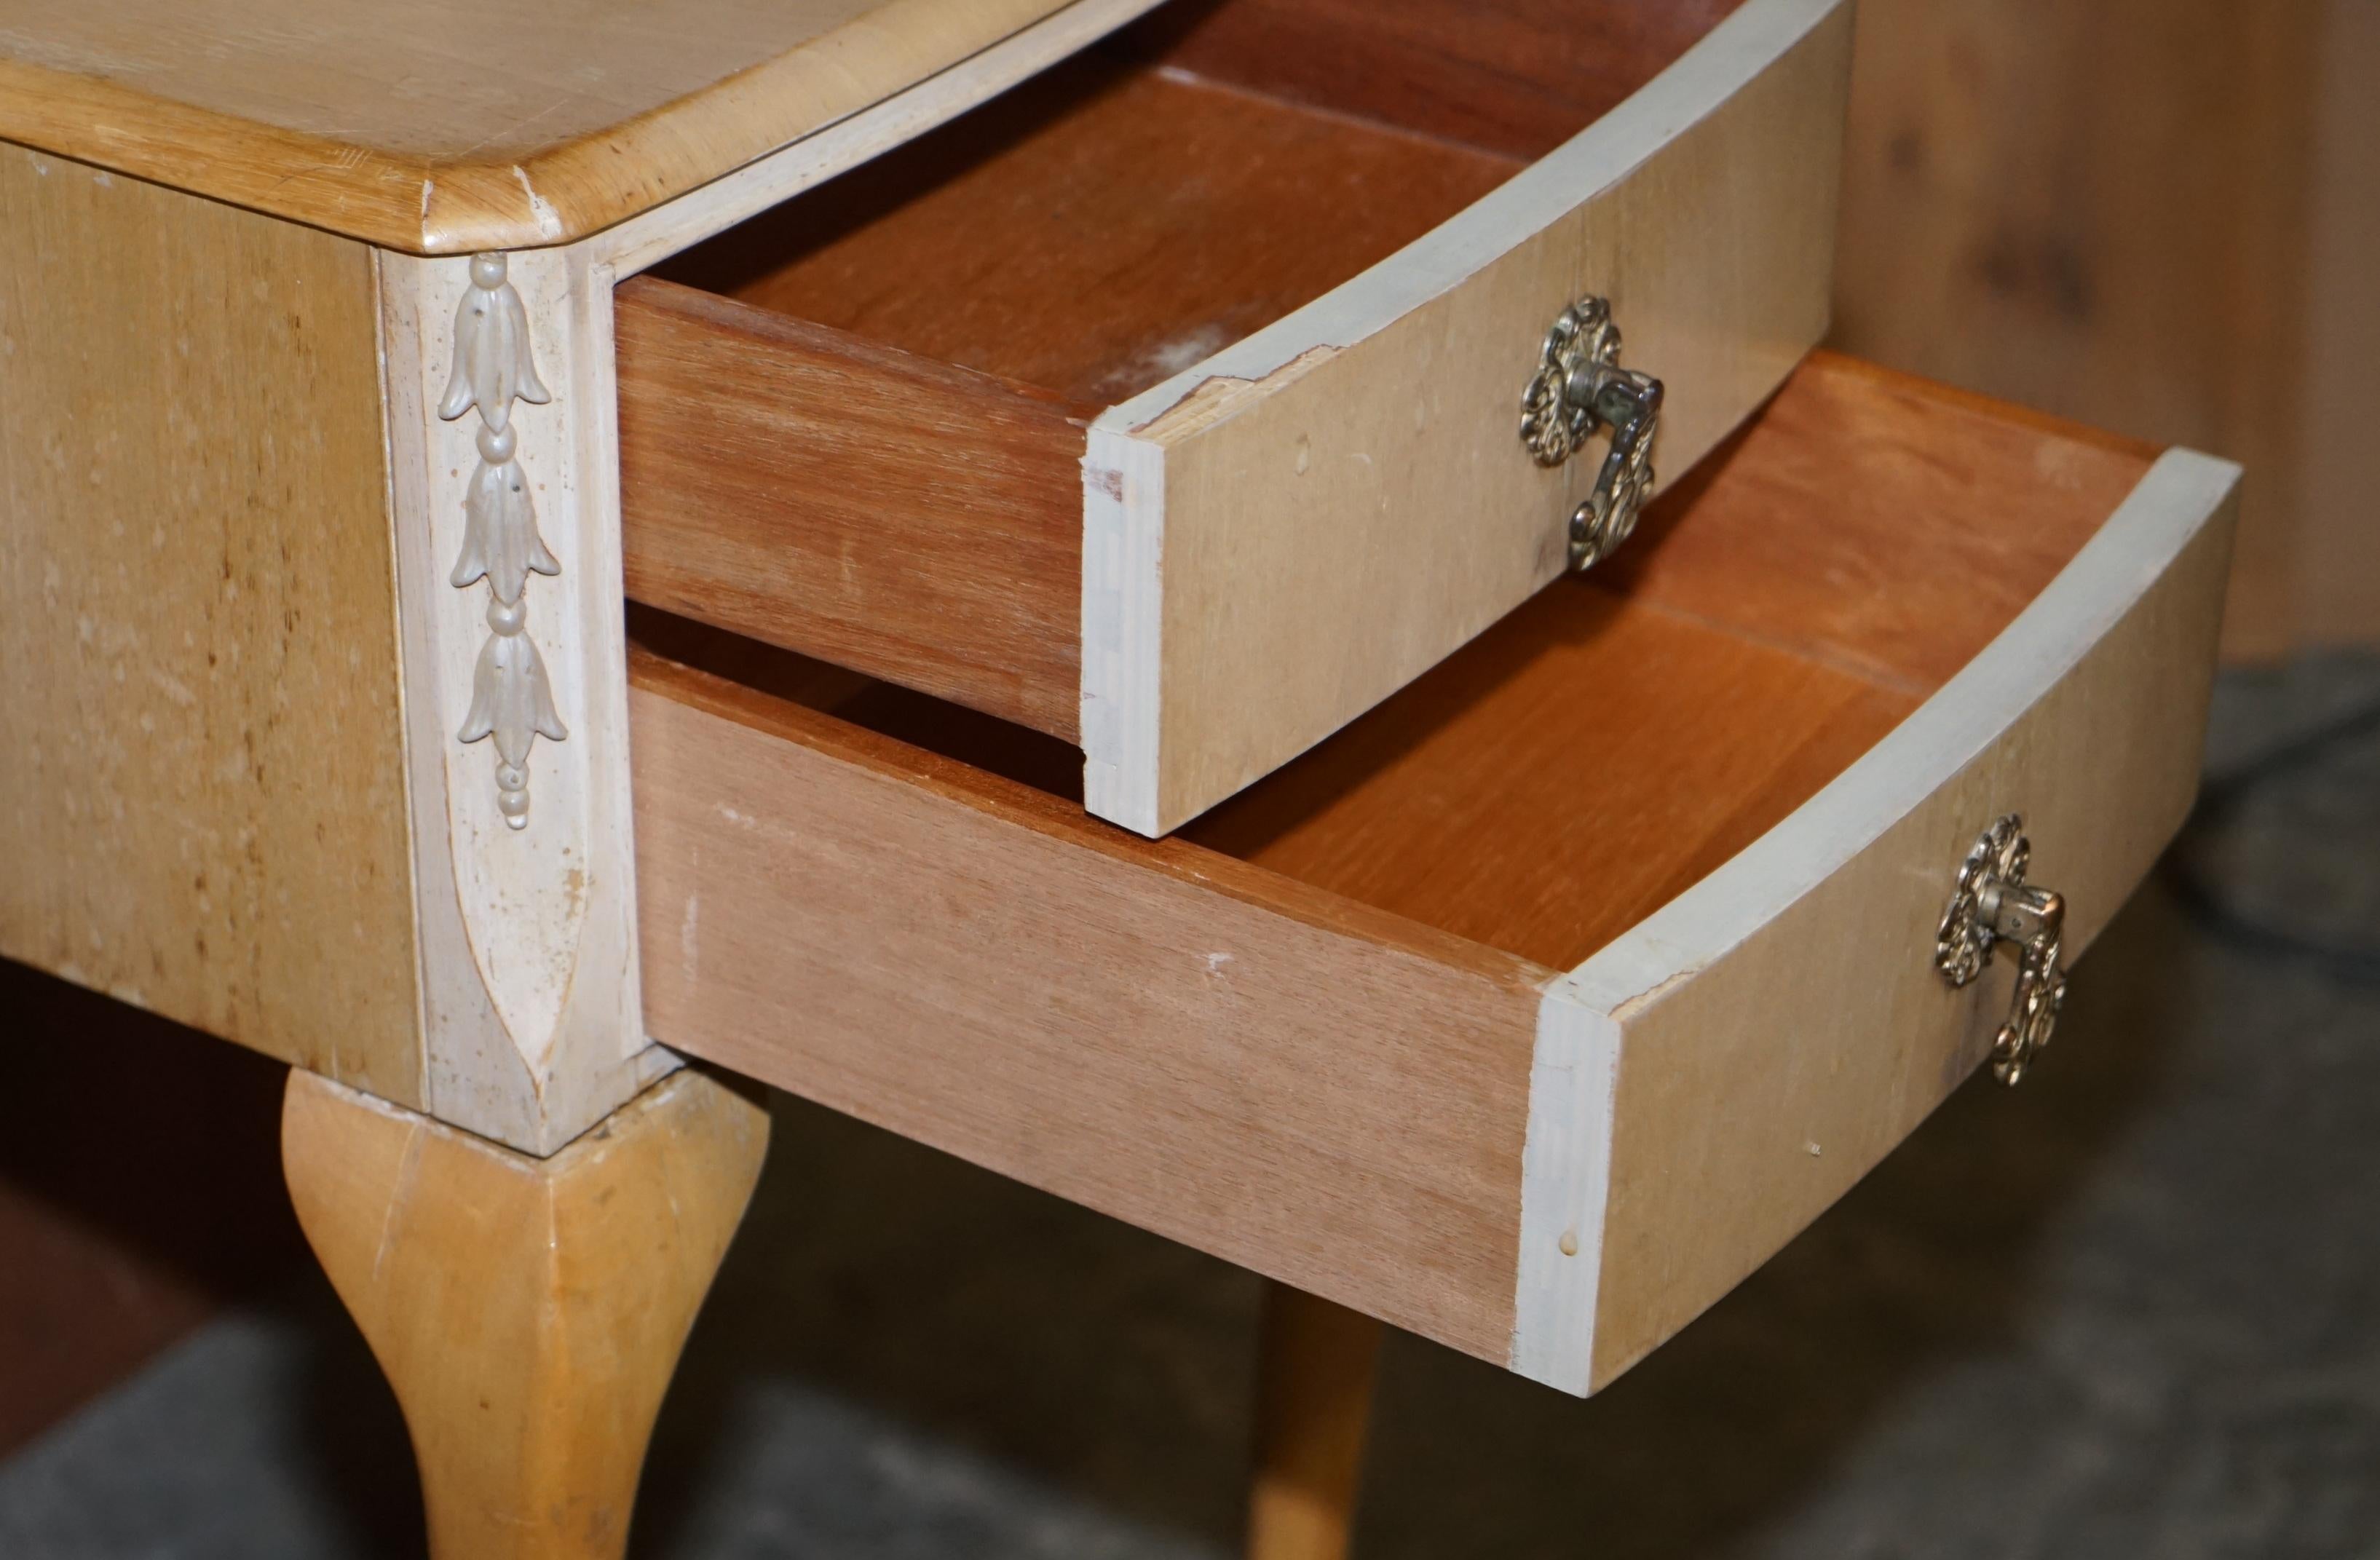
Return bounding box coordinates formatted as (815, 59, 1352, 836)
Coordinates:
(1083, 0, 1853, 832)
(1517, 451, 2239, 1394)
(627, 363, 2236, 1395)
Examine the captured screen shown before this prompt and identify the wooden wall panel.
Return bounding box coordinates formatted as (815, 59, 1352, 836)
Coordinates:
(0, 145, 422, 1104)
(1828, 0, 2376, 654)
(2293, 0, 2380, 646)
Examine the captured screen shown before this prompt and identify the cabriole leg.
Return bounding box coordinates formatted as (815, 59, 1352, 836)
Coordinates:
(281, 1066, 768, 1559)
(1246, 1282, 1385, 1560)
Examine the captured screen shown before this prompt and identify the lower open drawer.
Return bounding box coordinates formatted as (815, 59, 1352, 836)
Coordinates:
(625, 355, 2237, 1395)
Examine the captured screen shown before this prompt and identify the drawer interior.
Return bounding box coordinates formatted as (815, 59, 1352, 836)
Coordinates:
(647, 0, 1744, 404)
(649, 55, 1517, 410)
(617, 0, 1757, 745)
(630, 355, 2157, 973)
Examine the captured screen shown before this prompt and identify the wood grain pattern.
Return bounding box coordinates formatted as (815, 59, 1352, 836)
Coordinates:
(649, 357, 2149, 985)
(285, 1067, 770, 1560)
(625, 54, 1518, 745)
(655, 59, 1522, 407)
(1827, 0, 2325, 656)
(1168, 357, 2147, 974)
(585, 0, 1173, 281)
(1115, 0, 1747, 159)
(1185, 585, 1918, 971)
(1599, 353, 2158, 694)
(0, 0, 1094, 253)
(0, 145, 421, 1104)
(617, 280, 1091, 740)
(1086, 0, 1854, 833)
(629, 652, 1550, 1363)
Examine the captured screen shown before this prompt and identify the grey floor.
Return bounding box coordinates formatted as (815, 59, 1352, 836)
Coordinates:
(4, 655, 2376, 1559)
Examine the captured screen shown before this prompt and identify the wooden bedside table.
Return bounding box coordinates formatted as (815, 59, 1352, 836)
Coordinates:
(0, 1, 2237, 1555)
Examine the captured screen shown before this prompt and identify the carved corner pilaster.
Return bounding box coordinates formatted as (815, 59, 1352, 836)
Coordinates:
(378, 245, 660, 1155)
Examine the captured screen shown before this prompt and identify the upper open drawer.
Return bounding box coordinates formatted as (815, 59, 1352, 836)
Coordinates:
(615, 0, 1854, 834)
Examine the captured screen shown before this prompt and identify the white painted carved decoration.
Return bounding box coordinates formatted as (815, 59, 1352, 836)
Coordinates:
(438, 252, 564, 828)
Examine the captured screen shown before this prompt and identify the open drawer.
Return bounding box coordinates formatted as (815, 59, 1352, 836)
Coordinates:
(624, 357, 2238, 1395)
(616, 0, 1853, 834)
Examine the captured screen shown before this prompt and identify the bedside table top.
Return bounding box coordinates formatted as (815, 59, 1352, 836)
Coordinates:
(0, 0, 1079, 254)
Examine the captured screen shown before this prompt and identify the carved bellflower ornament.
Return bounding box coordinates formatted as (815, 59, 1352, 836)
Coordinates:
(439, 253, 551, 427)
(451, 421, 561, 603)
(439, 252, 565, 829)
(457, 600, 569, 806)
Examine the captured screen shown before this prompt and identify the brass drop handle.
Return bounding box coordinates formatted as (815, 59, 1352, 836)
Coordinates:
(1517, 296, 1664, 571)
(1934, 815, 2070, 1085)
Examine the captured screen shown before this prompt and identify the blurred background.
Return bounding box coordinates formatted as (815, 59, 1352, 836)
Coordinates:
(2, 1, 2373, 1553)
(1831, 0, 2378, 658)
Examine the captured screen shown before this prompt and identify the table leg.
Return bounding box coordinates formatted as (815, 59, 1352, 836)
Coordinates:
(280, 1065, 768, 1559)
(1246, 1281, 1385, 1560)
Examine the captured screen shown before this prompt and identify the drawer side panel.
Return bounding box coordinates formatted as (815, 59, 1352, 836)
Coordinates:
(617, 278, 1088, 741)
(630, 659, 1546, 1362)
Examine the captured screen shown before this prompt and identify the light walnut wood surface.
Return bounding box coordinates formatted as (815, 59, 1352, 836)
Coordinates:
(284, 1067, 770, 1559)
(1596, 357, 2161, 693)
(628, 360, 2223, 1383)
(1185, 590, 1917, 971)
(580, 0, 1171, 278)
(0, 0, 1097, 252)
(1177, 357, 2134, 972)
(0, 144, 422, 1104)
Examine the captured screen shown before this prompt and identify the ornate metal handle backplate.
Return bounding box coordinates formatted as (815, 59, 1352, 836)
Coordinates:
(1518, 296, 1664, 571)
(1934, 815, 2069, 1085)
